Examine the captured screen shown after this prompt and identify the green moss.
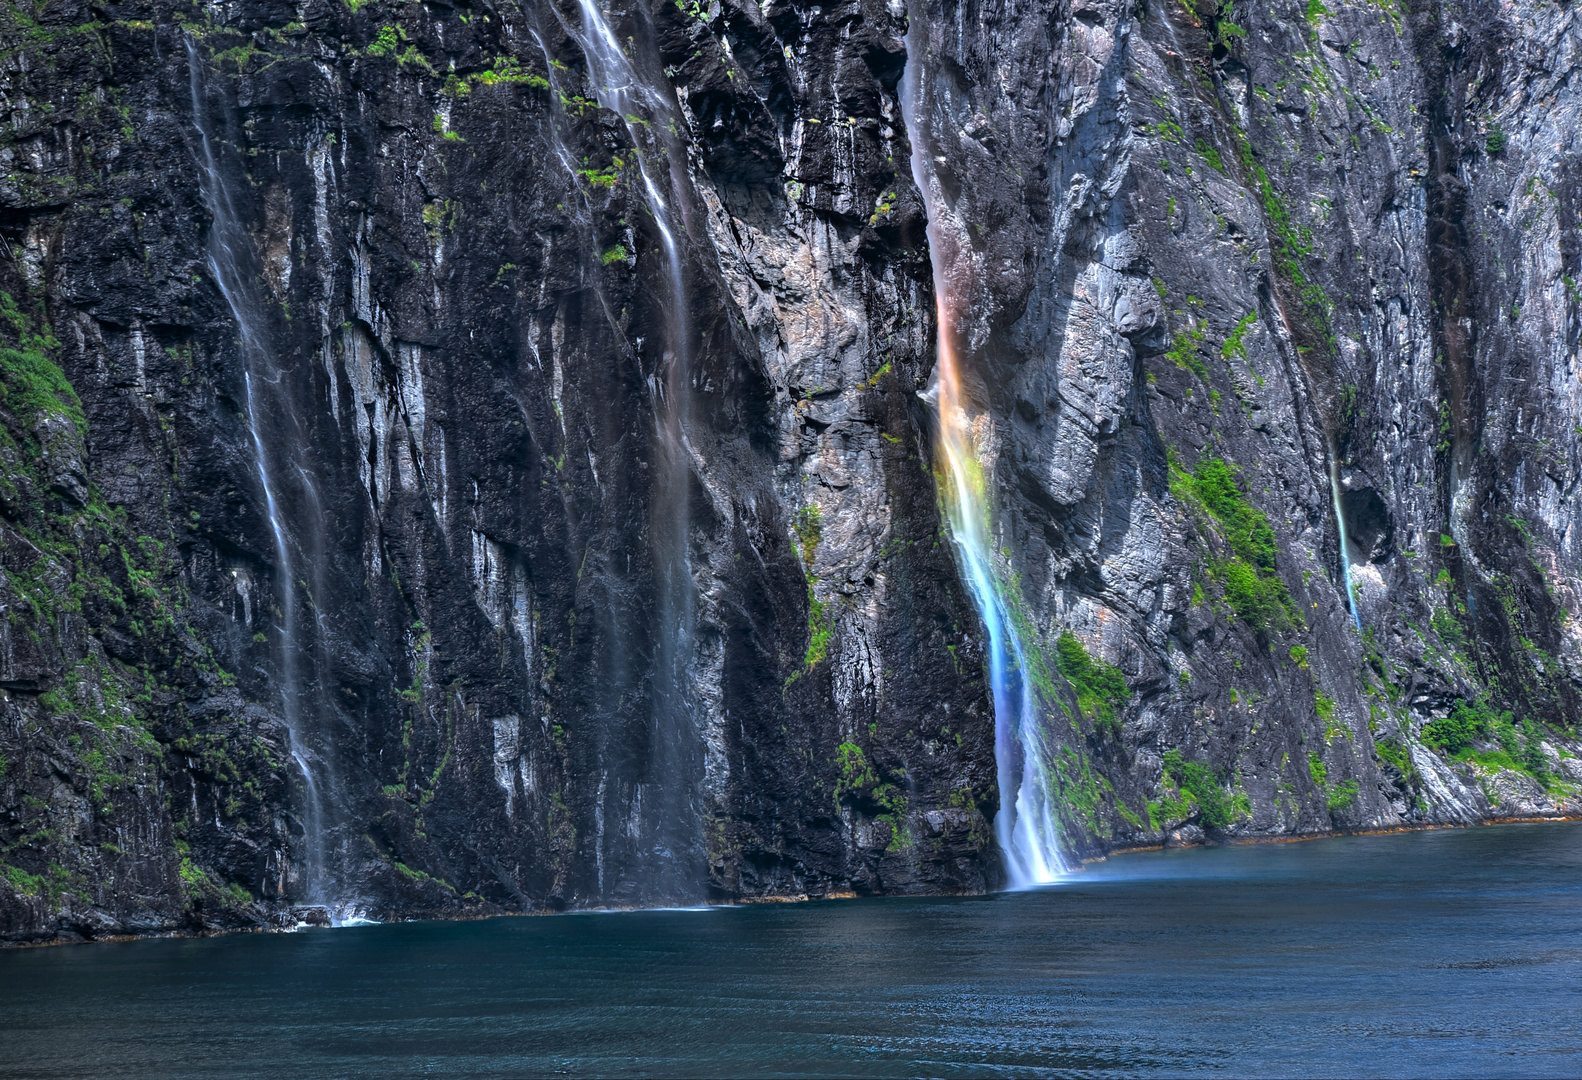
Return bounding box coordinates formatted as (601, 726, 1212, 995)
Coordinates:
(393, 860, 457, 892)
(1195, 138, 1226, 173)
(0, 293, 82, 434)
(576, 164, 620, 189)
(792, 504, 822, 566)
(1147, 793, 1193, 831)
(1221, 312, 1258, 361)
(831, 741, 907, 845)
(1289, 645, 1309, 669)
(366, 25, 400, 57)
(1423, 699, 1508, 754)
(1054, 631, 1130, 738)
(1375, 736, 1415, 779)
(1430, 606, 1465, 648)
(471, 57, 549, 90)
(1171, 456, 1293, 633)
(1165, 323, 1208, 379)
(1116, 799, 1145, 829)
(1, 863, 47, 897)
(1160, 750, 1246, 830)
(1326, 779, 1359, 812)
(600, 245, 628, 266)
(802, 591, 832, 669)
(1234, 134, 1329, 321)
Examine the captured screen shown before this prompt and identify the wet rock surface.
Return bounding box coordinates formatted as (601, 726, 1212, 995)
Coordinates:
(0, 0, 1579, 942)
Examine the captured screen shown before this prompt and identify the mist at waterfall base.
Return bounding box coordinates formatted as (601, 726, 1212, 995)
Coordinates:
(3, 823, 1578, 1078)
(899, 16, 1065, 885)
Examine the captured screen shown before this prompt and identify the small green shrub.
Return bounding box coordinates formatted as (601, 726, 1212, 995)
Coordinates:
(1162, 750, 1243, 830)
(1430, 607, 1465, 647)
(1326, 779, 1359, 812)
(1172, 454, 1294, 633)
(1422, 699, 1509, 754)
(1054, 631, 1130, 738)
(0, 293, 82, 433)
(367, 25, 400, 57)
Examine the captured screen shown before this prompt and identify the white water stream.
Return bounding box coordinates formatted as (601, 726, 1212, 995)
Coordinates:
(564, 0, 701, 900)
(899, 11, 1067, 886)
(187, 41, 343, 912)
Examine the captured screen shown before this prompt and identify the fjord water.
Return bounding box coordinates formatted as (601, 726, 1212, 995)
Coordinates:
(4, 823, 1579, 1079)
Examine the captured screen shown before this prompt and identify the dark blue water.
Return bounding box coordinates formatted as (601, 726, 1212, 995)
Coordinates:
(3, 822, 1580, 1078)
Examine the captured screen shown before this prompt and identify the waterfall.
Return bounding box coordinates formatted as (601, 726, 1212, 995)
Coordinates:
(900, 17, 1067, 886)
(564, 1, 701, 902)
(186, 41, 344, 913)
(1326, 442, 1361, 628)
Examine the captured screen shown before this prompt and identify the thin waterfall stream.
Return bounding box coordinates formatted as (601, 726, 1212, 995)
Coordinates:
(899, 15, 1067, 886)
(186, 41, 348, 916)
(1327, 443, 1362, 628)
(563, 0, 701, 901)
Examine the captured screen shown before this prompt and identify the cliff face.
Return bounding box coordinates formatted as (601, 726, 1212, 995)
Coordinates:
(2, 0, 1579, 941)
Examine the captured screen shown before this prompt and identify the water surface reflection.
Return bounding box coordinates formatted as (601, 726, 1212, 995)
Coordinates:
(2, 822, 1579, 1078)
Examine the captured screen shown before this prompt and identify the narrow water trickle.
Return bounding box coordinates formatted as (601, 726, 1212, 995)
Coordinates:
(899, 17, 1067, 886)
(1327, 443, 1361, 628)
(563, 1, 701, 902)
(186, 41, 346, 912)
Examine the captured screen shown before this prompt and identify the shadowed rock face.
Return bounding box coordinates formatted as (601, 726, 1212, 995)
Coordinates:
(1, 0, 1580, 941)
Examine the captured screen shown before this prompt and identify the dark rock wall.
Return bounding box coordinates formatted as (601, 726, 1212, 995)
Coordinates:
(1, 0, 1578, 941)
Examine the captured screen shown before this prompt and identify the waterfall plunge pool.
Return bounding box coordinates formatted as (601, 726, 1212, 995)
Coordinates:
(2, 821, 1579, 1078)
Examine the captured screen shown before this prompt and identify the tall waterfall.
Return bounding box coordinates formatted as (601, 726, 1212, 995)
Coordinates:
(565, 0, 701, 902)
(900, 16, 1067, 887)
(186, 42, 345, 912)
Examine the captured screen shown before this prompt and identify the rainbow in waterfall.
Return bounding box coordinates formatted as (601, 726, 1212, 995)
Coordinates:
(900, 18, 1068, 888)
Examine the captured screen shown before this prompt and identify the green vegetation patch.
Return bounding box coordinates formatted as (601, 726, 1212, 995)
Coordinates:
(1221, 311, 1258, 361)
(1171, 456, 1294, 632)
(1422, 699, 1506, 755)
(831, 741, 910, 850)
(1054, 631, 1130, 738)
(1159, 749, 1248, 830)
(1375, 735, 1416, 779)
(1326, 779, 1359, 812)
(1424, 701, 1554, 784)
(1165, 323, 1208, 379)
(792, 504, 822, 566)
(0, 293, 83, 434)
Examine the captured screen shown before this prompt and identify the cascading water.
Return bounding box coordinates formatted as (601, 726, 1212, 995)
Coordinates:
(900, 15, 1066, 887)
(186, 41, 345, 913)
(1327, 445, 1362, 628)
(563, 0, 701, 901)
